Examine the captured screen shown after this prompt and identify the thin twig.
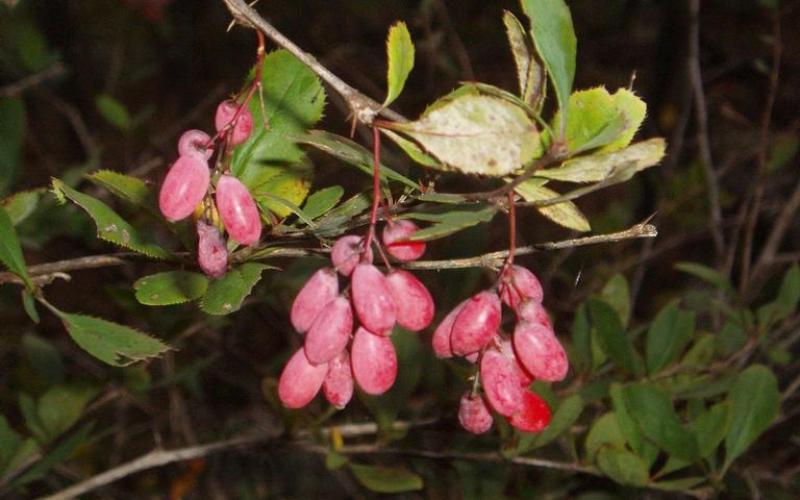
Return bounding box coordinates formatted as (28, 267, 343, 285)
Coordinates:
(0, 254, 132, 285)
(220, 0, 406, 126)
(0, 62, 66, 98)
(751, 168, 798, 285)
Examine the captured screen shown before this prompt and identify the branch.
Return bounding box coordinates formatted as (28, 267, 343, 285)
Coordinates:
(0, 62, 65, 98)
(0, 254, 132, 285)
(220, 0, 406, 126)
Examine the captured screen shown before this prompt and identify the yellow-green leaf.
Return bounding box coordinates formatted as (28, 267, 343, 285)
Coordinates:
(503, 10, 545, 109)
(515, 180, 590, 231)
(349, 463, 423, 493)
(384, 21, 415, 106)
(0, 205, 32, 288)
(201, 263, 269, 315)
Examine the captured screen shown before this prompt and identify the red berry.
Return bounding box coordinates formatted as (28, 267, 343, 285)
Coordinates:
(509, 391, 552, 433)
(158, 155, 210, 222)
(499, 265, 544, 310)
(291, 268, 339, 333)
(351, 327, 397, 395)
(330, 235, 372, 276)
(351, 263, 397, 335)
(196, 221, 227, 278)
(450, 291, 501, 356)
(178, 129, 213, 160)
(278, 347, 328, 409)
(214, 100, 254, 146)
(480, 349, 525, 417)
(304, 295, 353, 365)
(431, 300, 466, 358)
(513, 321, 568, 382)
(458, 392, 493, 434)
(517, 300, 552, 328)
(323, 350, 354, 409)
(498, 337, 534, 387)
(385, 270, 435, 332)
(215, 174, 262, 246)
(382, 220, 426, 262)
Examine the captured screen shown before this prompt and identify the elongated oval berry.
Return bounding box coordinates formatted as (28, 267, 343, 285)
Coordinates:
(214, 100, 254, 146)
(513, 321, 568, 382)
(323, 350, 354, 409)
(330, 235, 372, 276)
(458, 392, 493, 434)
(277, 348, 328, 409)
(196, 220, 227, 278)
(499, 265, 544, 310)
(498, 337, 533, 387)
(450, 290, 501, 356)
(351, 327, 397, 395)
(480, 349, 525, 417)
(215, 174, 262, 246)
(385, 270, 434, 332)
(509, 391, 552, 433)
(304, 296, 353, 365)
(178, 129, 213, 160)
(382, 220, 426, 262)
(159, 155, 210, 222)
(517, 300, 552, 329)
(291, 268, 339, 333)
(351, 264, 396, 335)
(431, 300, 467, 358)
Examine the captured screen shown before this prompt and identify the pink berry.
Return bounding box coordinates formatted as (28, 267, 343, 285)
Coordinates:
(458, 393, 494, 434)
(214, 100, 254, 146)
(385, 270, 435, 332)
(498, 337, 534, 387)
(450, 291, 501, 356)
(291, 268, 339, 333)
(323, 350, 354, 409)
(431, 300, 467, 358)
(517, 300, 552, 328)
(215, 174, 262, 246)
(351, 264, 397, 335)
(509, 391, 552, 433)
(178, 129, 213, 160)
(196, 221, 227, 278)
(158, 155, 210, 222)
(304, 295, 353, 365)
(351, 327, 398, 395)
(382, 220, 426, 262)
(277, 347, 328, 409)
(480, 349, 525, 417)
(512, 321, 569, 382)
(499, 265, 544, 310)
(330, 235, 372, 276)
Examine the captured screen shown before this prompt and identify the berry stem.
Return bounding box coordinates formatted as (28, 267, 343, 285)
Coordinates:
(507, 191, 517, 268)
(362, 125, 383, 259)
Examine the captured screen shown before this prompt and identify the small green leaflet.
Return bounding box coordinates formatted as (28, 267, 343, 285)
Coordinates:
(52, 178, 171, 259)
(134, 271, 210, 306)
(395, 94, 542, 177)
(55, 310, 172, 367)
(201, 263, 270, 315)
(0, 205, 32, 289)
(2, 189, 41, 225)
(596, 446, 650, 486)
(384, 21, 415, 106)
(302, 186, 344, 221)
(724, 364, 779, 471)
(349, 463, 423, 493)
(645, 300, 695, 374)
(520, 0, 577, 138)
(381, 129, 442, 170)
(584, 412, 626, 463)
(86, 170, 154, 211)
(95, 94, 131, 131)
(503, 10, 546, 109)
(588, 300, 642, 376)
(401, 203, 498, 241)
(514, 179, 590, 232)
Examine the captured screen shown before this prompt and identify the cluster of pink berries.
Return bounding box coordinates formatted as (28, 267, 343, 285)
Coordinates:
(278, 220, 435, 409)
(158, 100, 261, 278)
(434, 264, 568, 434)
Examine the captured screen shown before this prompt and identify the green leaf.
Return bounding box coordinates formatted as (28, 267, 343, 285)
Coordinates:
(757, 264, 800, 326)
(86, 170, 154, 210)
(0, 414, 23, 473)
(596, 446, 649, 487)
(302, 186, 344, 221)
(134, 271, 210, 306)
(2, 438, 39, 483)
(396, 94, 542, 176)
(0, 205, 32, 288)
(569, 302, 591, 372)
(724, 365, 779, 470)
(521, 0, 577, 137)
(766, 133, 798, 171)
(311, 193, 371, 238)
(623, 383, 699, 461)
(231, 50, 326, 217)
(646, 300, 696, 374)
(660, 402, 730, 475)
(584, 412, 625, 463)
(95, 94, 132, 131)
(518, 394, 584, 452)
(550, 87, 627, 153)
(19, 393, 45, 442)
(650, 477, 707, 492)
(401, 203, 498, 241)
(36, 385, 97, 442)
(587, 299, 641, 375)
(503, 10, 545, 109)
(55, 310, 172, 367)
(0, 97, 26, 196)
(536, 138, 666, 183)
(349, 463, 423, 493)
(11, 422, 93, 489)
(21, 290, 39, 323)
(52, 179, 171, 259)
(2, 189, 41, 225)
(603, 88, 648, 152)
(515, 180, 590, 232)
(384, 21, 415, 106)
(295, 130, 418, 189)
(674, 261, 735, 295)
(200, 263, 268, 315)
(609, 383, 658, 466)
(22, 333, 63, 385)
(599, 273, 631, 328)
(381, 129, 442, 169)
